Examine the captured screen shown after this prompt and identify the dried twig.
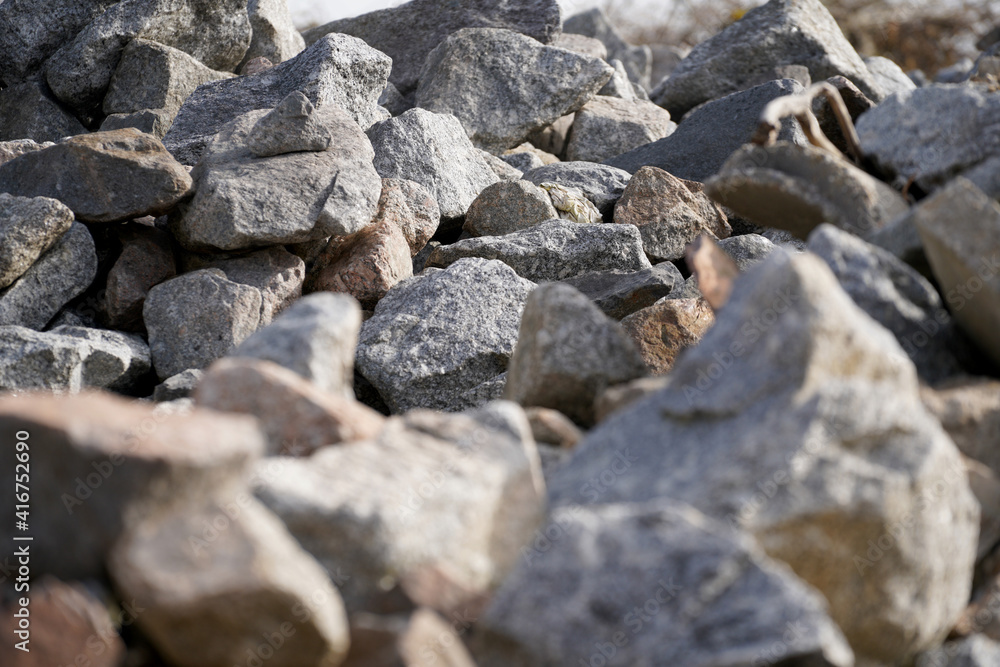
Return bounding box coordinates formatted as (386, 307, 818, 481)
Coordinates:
(752, 82, 863, 163)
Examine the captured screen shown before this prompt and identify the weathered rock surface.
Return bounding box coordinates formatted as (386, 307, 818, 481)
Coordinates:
(164, 33, 391, 164)
(356, 259, 534, 413)
(372, 178, 440, 255)
(49, 326, 152, 392)
(921, 378, 1000, 477)
(565, 96, 675, 163)
(415, 28, 613, 154)
(246, 90, 333, 157)
(427, 219, 651, 282)
(463, 180, 558, 237)
(0, 80, 89, 143)
(620, 297, 716, 374)
(865, 55, 917, 96)
(552, 33, 607, 61)
(0, 194, 74, 289)
(105, 223, 177, 330)
(0, 327, 127, 393)
(522, 161, 631, 219)
(564, 7, 652, 88)
(240, 0, 305, 68)
(561, 263, 684, 320)
(538, 181, 603, 224)
(153, 369, 203, 402)
(505, 283, 646, 425)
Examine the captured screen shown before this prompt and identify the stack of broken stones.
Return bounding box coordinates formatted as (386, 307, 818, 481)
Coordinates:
(1, 0, 1000, 664)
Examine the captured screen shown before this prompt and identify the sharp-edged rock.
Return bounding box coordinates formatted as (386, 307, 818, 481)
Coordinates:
(564, 96, 675, 163)
(0, 193, 75, 290)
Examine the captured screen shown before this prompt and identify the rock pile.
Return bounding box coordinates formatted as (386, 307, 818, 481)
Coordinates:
(1, 0, 999, 665)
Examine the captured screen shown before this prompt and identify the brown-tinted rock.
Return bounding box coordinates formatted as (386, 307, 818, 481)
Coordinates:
(527, 113, 573, 158)
(686, 234, 739, 310)
(376, 178, 440, 255)
(105, 222, 177, 330)
(343, 609, 477, 667)
(620, 297, 715, 374)
(525, 406, 583, 448)
(463, 180, 558, 237)
(614, 166, 730, 262)
(239, 55, 274, 76)
(195, 357, 386, 456)
(921, 377, 1000, 477)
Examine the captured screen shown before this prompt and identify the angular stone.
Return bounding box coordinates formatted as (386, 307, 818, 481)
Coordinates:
(0, 391, 265, 579)
(598, 59, 644, 100)
(0, 139, 52, 166)
(564, 7, 652, 88)
(505, 283, 646, 425)
(565, 97, 675, 163)
(231, 293, 362, 399)
(0, 80, 88, 143)
(707, 142, 910, 239)
(552, 33, 607, 61)
(415, 28, 613, 154)
(378, 81, 409, 117)
(343, 609, 477, 667)
(463, 180, 558, 237)
(99, 108, 175, 139)
(246, 91, 333, 157)
(548, 251, 979, 665)
(45, 0, 251, 119)
(0, 222, 97, 330)
(0, 194, 74, 289)
(482, 149, 525, 181)
(105, 222, 177, 331)
(368, 109, 499, 223)
(864, 208, 932, 278)
(620, 297, 716, 374)
(522, 161, 631, 220)
(0, 327, 89, 393)
(164, 34, 391, 165)
(356, 259, 534, 413)
(614, 166, 730, 262)
(472, 501, 853, 667)
(428, 219, 650, 283)
(527, 113, 574, 158)
(240, 0, 305, 68)
(373, 178, 440, 255)
(254, 402, 545, 613)
(561, 263, 684, 320)
(0, 129, 193, 223)
(170, 104, 381, 251)
(143, 269, 262, 380)
(302, 0, 562, 96)
(921, 378, 1000, 478)
(864, 56, 916, 97)
(108, 497, 350, 667)
(153, 368, 203, 402)
(49, 325, 152, 392)
(651, 0, 884, 118)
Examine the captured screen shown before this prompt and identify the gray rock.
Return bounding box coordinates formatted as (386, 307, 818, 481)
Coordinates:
(143, 269, 263, 380)
(169, 104, 381, 251)
(99, 109, 175, 139)
(864, 208, 931, 278)
(463, 180, 558, 237)
(527, 113, 574, 157)
(246, 90, 333, 157)
(598, 59, 640, 100)
(0, 326, 91, 393)
(427, 219, 651, 282)
(49, 325, 152, 392)
(857, 85, 1000, 192)
(301, 0, 562, 96)
(808, 224, 963, 383)
(44, 0, 252, 119)
(239, 0, 305, 68)
(547, 251, 979, 665)
(0, 129, 193, 224)
(864, 56, 917, 96)
(565, 96, 674, 163)
(964, 154, 1000, 203)
(0, 223, 97, 330)
(564, 7, 652, 88)
(918, 636, 1000, 667)
(378, 81, 409, 117)
(368, 108, 499, 223)
(606, 79, 809, 182)
(552, 33, 607, 61)
(153, 369, 204, 402)
(505, 283, 646, 425)
(719, 233, 779, 267)
(231, 292, 361, 399)
(452, 372, 509, 412)
(0, 139, 53, 166)
(356, 258, 534, 413)
(522, 161, 631, 220)
(415, 28, 613, 154)
(561, 263, 684, 320)
(104, 222, 177, 331)
(164, 34, 391, 165)
(472, 501, 853, 667)
(481, 149, 525, 181)
(651, 0, 884, 119)
(648, 44, 686, 89)
(935, 59, 974, 84)
(0, 80, 88, 143)
(0, 193, 75, 289)
(500, 151, 544, 173)
(254, 402, 545, 614)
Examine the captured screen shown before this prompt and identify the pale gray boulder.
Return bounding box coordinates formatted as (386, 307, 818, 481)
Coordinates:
(239, 0, 305, 68)
(49, 325, 152, 392)
(563, 7, 652, 89)
(565, 96, 675, 163)
(463, 180, 558, 237)
(245, 90, 333, 157)
(0, 194, 75, 289)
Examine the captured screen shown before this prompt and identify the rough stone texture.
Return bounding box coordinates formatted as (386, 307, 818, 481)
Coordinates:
(195, 358, 385, 456)
(505, 283, 646, 425)
(231, 292, 361, 399)
(368, 109, 499, 224)
(707, 142, 910, 239)
(0, 391, 265, 579)
(356, 259, 534, 413)
(547, 251, 980, 665)
(170, 104, 381, 251)
(563, 7, 653, 88)
(561, 263, 684, 320)
(914, 178, 1000, 366)
(0, 129, 193, 224)
(164, 34, 391, 165)
(651, 0, 884, 118)
(965, 155, 1000, 204)
(864, 56, 917, 96)
(0, 80, 89, 143)
(239, 0, 305, 68)
(565, 97, 675, 163)
(528, 113, 574, 158)
(373, 178, 440, 255)
(856, 85, 1000, 192)
(108, 497, 350, 667)
(304, 216, 413, 310)
(153, 368, 204, 402)
(598, 59, 644, 100)
(415, 28, 613, 154)
(463, 180, 558, 237)
(44, 0, 252, 119)
(254, 402, 545, 614)
(0, 194, 74, 289)
(472, 501, 853, 667)
(0, 326, 122, 393)
(105, 223, 177, 330)
(49, 325, 152, 392)
(246, 90, 333, 157)
(921, 378, 1000, 478)
(614, 166, 730, 262)
(143, 269, 263, 380)
(538, 182, 603, 224)
(620, 297, 716, 375)
(605, 79, 809, 182)
(302, 0, 562, 96)
(808, 224, 963, 384)
(0, 139, 53, 166)
(482, 149, 526, 181)
(427, 219, 651, 283)
(99, 108, 176, 139)
(0, 223, 97, 330)
(918, 636, 1000, 667)
(552, 33, 607, 61)
(522, 161, 631, 220)
(378, 81, 409, 117)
